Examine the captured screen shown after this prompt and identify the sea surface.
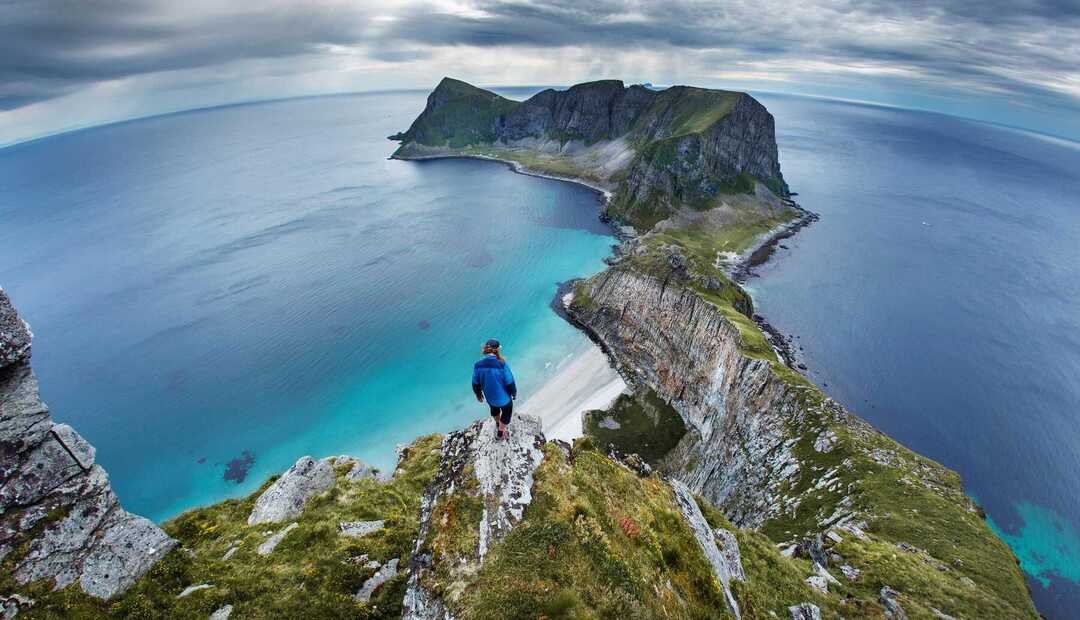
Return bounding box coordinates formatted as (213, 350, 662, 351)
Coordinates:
(0, 91, 614, 521)
(749, 93, 1080, 617)
(2, 89, 1078, 617)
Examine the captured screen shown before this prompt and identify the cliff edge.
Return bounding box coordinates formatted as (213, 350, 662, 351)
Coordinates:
(0, 289, 176, 606)
(0, 79, 1040, 619)
(391, 77, 792, 232)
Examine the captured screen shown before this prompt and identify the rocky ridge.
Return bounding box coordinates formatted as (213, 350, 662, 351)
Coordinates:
(393, 77, 1039, 618)
(565, 228, 1039, 617)
(391, 77, 790, 230)
(0, 77, 1042, 618)
(0, 288, 176, 601)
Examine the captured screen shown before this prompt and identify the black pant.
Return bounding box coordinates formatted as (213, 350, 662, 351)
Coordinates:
(489, 400, 513, 425)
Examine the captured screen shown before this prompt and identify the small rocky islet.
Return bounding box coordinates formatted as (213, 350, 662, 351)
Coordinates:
(0, 78, 1038, 618)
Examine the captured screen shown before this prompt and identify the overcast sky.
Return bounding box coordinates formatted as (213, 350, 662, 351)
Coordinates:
(3, 0, 1080, 145)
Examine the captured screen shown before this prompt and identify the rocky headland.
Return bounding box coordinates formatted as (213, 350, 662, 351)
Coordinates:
(0, 79, 1039, 619)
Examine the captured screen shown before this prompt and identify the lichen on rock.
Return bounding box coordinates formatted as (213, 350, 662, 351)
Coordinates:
(0, 288, 176, 600)
(247, 455, 335, 524)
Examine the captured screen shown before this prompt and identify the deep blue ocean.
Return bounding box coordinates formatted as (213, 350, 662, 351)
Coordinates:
(1, 89, 1077, 616)
(0, 91, 614, 521)
(749, 93, 1080, 617)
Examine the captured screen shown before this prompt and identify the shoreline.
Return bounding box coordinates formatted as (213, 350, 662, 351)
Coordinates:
(517, 340, 627, 442)
(729, 201, 820, 283)
(390, 151, 638, 240)
(394, 147, 817, 377)
(392, 151, 632, 441)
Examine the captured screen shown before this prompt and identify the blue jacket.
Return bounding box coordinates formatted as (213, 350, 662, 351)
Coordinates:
(472, 355, 516, 407)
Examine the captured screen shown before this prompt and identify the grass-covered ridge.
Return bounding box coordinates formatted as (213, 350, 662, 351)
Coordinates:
(3, 435, 444, 619)
(391, 77, 789, 230)
(440, 440, 736, 618)
(568, 214, 1039, 617)
(634, 86, 743, 139)
(391, 78, 519, 149)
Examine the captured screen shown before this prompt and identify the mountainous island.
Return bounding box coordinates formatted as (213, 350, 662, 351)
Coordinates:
(0, 79, 1038, 619)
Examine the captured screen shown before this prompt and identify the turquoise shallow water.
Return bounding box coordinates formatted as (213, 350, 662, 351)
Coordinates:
(749, 93, 1080, 617)
(0, 91, 614, 522)
(4, 87, 1078, 616)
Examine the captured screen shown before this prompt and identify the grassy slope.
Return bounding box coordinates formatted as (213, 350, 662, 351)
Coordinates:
(579, 224, 1039, 618)
(393, 78, 519, 149)
(450, 441, 737, 619)
(639, 87, 742, 138)
(5, 435, 443, 619)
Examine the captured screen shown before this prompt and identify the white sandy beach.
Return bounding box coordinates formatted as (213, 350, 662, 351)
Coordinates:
(518, 343, 627, 442)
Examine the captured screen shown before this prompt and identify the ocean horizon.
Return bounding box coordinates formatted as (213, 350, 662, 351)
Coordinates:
(2, 88, 1077, 616)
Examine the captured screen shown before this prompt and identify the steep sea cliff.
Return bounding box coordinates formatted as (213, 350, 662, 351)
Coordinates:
(0, 80, 1041, 618)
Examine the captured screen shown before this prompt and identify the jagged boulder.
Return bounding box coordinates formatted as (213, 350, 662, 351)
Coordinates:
(0, 288, 176, 599)
(881, 586, 909, 620)
(247, 456, 335, 524)
(0, 289, 31, 367)
(354, 558, 398, 603)
(403, 415, 545, 619)
(670, 479, 741, 619)
(714, 527, 746, 582)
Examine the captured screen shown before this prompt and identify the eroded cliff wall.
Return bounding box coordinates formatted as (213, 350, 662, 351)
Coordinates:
(568, 266, 802, 526)
(568, 261, 1038, 617)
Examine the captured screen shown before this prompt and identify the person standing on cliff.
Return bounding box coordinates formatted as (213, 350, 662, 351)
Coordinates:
(472, 338, 517, 439)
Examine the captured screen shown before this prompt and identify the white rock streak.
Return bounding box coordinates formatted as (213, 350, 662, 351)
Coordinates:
(670, 479, 741, 620)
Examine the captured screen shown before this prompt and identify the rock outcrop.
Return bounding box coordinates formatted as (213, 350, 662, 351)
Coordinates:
(354, 558, 399, 603)
(670, 479, 741, 619)
(0, 288, 176, 599)
(247, 455, 335, 524)
(403, 415, 545, 620)
(256, 522, 298, 555)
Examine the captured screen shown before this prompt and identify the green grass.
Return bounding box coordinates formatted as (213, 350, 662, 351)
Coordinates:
(583, 389, 687, 465)
(4, 434, 445, 619)
(458, 146, 608, 185)
(631, 86, 742, 139)
(455, 442, 734, 619)
(394, 78, 519, 149)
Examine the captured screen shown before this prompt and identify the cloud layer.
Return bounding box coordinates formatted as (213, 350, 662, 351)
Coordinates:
(3, 0, 1079, 144)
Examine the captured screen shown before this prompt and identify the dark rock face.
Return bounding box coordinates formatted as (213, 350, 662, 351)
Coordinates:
(496, 80, 654, 143)
(568, 267, 802, 526)
(614, 94, 788, 224)
(393, 78, 789, 228)
(0, 290, 31, 367)
(0, 288, 176, 599)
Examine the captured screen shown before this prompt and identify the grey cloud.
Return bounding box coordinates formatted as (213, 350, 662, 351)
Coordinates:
(0, 0, 366, 105)
(1, 0, 1078, 127)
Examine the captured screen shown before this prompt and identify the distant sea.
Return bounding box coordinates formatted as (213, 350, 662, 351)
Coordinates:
(749, 93, 1080, 618)
(0, 91, 614, 522)
(1, 88, 1077, 617)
